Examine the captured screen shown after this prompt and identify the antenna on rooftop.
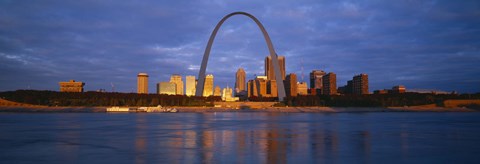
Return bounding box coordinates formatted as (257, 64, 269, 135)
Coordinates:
(111, 82, 115, 92)
(301, 58, 305, 81)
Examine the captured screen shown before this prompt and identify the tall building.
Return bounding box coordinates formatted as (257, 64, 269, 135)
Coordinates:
(284, 73, 297, 97)
(297, 82, 308, 95)
(157, 82, 176, 95)
(309, 70, 326, 89)
(322, 72, 337, 95)
(170, 74, 184, 95)
(265, 55, 286, 80)
(137, 73, 148, 94)
(185, 75, 196, 96)
(247, 76, 269, 98)
(267, 80, 278, 97)
(214, 86, 222, 96)
(235, 68, 246, 94)
(203, 74, 214, 97)
(59, 80, 85, 92)
(353, 74, 369, 94)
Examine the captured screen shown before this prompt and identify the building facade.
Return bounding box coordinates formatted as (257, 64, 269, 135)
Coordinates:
(214, 86, 222, 96)
(203, 74, 214, 97)
(137, 73, 149, 94)
(59, 80, 85, 92)
(297, 82, 308, 95)
(170, 74, 184, 95)
(157, 82, 176, 95)
(185, 75, 196, 96)
(284, 73, 298, 97)
(322, 72, 337, 95)
(309, 70, 326, 90)
(353, 74, 369, 95)
(235, 68, 246, 94)
(265, 55, 286, 80)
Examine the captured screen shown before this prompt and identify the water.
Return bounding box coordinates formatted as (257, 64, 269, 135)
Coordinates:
(1, 112, 479, 164)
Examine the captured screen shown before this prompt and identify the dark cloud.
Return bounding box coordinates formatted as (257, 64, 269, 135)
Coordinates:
(0, 0, 479, 93)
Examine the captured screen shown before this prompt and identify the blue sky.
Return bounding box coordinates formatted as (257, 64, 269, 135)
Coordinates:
(0, 0, 479, 93)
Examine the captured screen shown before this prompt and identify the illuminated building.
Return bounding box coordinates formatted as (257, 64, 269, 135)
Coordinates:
(214, 86, 221, 96)
(137, 73, 148, 94)
(185, 75, 196, 96)
(157, 82, 176, 95)
(265, 55, 286, 80)
(297, 82, 308, 95)
(235, 68, 246, 94)
(309, 70, 326, 89)
(322, 72, 337, 95)
(284, 73, 298, 97)
(170, 74, 184, 95)
(203, 74, 214, 97)
(59, 80, 85, 92)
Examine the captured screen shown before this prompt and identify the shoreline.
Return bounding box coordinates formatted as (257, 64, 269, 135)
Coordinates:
(0, 106, 476, 113)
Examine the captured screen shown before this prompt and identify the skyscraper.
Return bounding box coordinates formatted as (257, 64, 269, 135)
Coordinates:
(137, 73, 148, 94)
(235, 68, 246, 93)
(185, 75, 196, 96)
(284, 73, 298, 97)
(309, 70, 326, 89)
(322, 72, 337, 95)
(170, 74, 184, 95)
(353, 74, 369, 94)
(203, 74, 214, 97)
(265, 55, 286, 80)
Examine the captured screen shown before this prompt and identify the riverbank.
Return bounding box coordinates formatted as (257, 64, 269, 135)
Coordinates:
(0, 106, 476, 113)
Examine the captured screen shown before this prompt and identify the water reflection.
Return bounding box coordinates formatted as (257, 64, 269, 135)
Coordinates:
(1, 112, 480, 163)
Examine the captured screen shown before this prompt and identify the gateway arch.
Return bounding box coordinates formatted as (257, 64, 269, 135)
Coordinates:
(195, 11, 286, 101)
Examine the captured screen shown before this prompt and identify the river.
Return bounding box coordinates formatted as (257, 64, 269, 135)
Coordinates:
(1, 112, 479, 163)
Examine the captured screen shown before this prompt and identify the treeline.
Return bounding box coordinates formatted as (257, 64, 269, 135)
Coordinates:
(0, 90, 221, 107)
(1, 90, 479, 107)
(283, 92, 480, 107)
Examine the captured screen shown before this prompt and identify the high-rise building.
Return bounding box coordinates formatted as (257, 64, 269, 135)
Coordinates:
(267, 80, 278, 97)
(309, 70, 326, 89)
(322, 72, 337, 95)
(203, 74, 214, 97)
(157, 82, 176, 95)
(297, 82, 308, 95)
(235, 68, 246, 94)
(284, 73, 298, 97)
(185, 75, 196, 96)
(214, 86, 222, 96)
(137, 73, 149, 94)
(59, 80, 85, 92)
(353, 74, 369, 94)
(170, 74, 184, 95)
(247, 76, 269, 98)
(265, 55, 286, 80)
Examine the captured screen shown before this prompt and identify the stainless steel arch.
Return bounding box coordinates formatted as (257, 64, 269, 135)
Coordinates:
(195, 11, 286, 101)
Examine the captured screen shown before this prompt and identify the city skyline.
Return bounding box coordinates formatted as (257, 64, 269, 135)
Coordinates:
(1, 1, 479, 93)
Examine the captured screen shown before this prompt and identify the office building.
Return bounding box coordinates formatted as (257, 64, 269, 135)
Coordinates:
(309, 70, 326, 89)
(157, 82, 176, 95)
(267, 80, 278, 97)
(170, 74, 184, 95)
(353, 74, 369, 94)
(185, 75, 196, 96)
(265, 55, 286, 80)
(214, 86, 222, 96)
(203, 74, 214, 97)
(322, 72, 337, 95)
(297, 82, 308, 95)
(59, 80, 85, 92)
(137, 73, 148, 94)
(235, 68, 246, 94)
(284, 73, 298, 97)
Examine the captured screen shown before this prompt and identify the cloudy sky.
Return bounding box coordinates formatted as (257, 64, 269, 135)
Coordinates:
(1, 0, 479, 93)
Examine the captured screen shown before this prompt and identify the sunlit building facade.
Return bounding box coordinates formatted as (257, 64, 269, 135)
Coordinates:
(170, 74, 184, 95)
(137, 73, 149, 94)
(235, 68, 246, 94)
(203, 74, 214, 97)
(157, 82, 176, 95)
(284, 73, 298, 97)
(185, 75, 196, 96)
(265, 55, 286, 80)
(322, 72, 337, 95)
(59, 80, 85, 92)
